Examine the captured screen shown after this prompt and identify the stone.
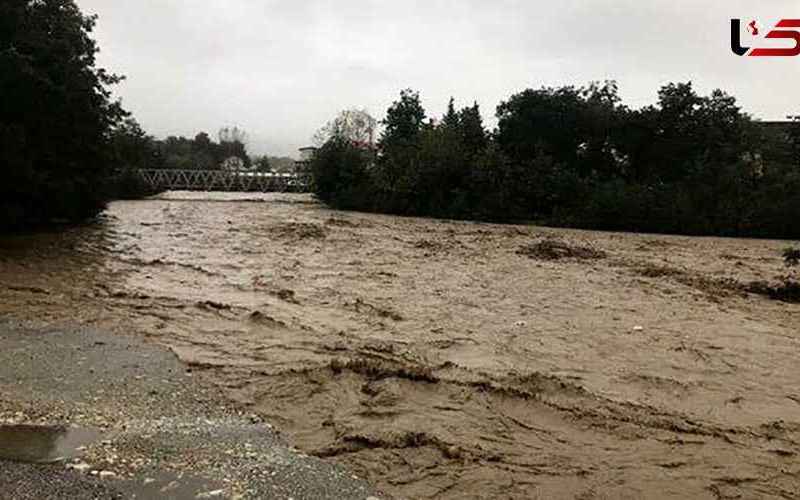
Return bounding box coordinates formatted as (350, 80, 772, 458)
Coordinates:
(67, 462, 91, 473)
(197, 490, 225, 499)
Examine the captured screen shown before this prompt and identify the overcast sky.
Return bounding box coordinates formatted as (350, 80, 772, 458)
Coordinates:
(77, 0, 800, 158)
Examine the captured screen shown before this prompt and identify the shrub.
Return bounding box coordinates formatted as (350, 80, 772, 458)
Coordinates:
(785, 247, 800, 267)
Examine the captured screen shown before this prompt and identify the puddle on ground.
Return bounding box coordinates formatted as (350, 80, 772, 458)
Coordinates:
(0, 425, 101, 464)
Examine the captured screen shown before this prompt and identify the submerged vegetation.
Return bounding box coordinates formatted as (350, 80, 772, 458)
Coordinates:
(761, 247, 800, 303)
(785, 247, 800, 266)
(312, 84, 800, 239)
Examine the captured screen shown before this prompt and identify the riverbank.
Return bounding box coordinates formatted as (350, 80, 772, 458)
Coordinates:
(0, 319, 379, 499)
(1, 192, 798, 499)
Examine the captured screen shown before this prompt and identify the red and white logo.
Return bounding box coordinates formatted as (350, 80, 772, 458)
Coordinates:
(731, 19, 800, 57)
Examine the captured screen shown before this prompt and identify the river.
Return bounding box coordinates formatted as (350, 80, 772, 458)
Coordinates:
(1, 192, 798, 499)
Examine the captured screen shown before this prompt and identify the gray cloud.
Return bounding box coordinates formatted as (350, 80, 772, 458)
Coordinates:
(78, 0, 800, 157)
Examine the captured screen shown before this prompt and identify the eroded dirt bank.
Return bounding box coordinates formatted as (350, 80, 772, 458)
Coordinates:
(1, 193, 798, 499)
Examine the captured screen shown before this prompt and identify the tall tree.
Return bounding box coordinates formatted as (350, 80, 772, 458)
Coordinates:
(108, 118, 160, 171)
(458, 102, 487, 157)
(380, 89, 427, 150)
(218, 126, 250, 168)
(442, 97, 460, 131)
(1, 0, 127, 228)
(496, 86, 586, 168)
(314, 109, 377, 147)
(254, 156, 272, 172)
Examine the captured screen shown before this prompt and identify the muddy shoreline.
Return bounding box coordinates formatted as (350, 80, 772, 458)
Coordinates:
(1, 192, 798, 499)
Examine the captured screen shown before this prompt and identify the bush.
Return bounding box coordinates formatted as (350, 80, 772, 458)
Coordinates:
(785, 248, 800, 267)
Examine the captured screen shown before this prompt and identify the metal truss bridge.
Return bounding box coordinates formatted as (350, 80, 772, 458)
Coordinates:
(137, 169, 311, 193)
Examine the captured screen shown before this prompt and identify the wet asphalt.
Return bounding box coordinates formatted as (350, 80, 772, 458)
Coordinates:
(0, 320, 382, 499)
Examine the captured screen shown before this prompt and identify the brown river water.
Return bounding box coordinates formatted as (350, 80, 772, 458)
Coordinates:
(1, 192, 799, 499)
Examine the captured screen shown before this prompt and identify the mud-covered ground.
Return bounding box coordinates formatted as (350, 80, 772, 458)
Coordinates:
(1, 192, 798, 499)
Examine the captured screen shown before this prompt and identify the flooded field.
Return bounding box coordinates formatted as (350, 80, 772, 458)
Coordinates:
(1, 193, 798, 499)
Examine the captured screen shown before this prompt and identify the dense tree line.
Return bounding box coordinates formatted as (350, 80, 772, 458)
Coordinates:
(110, 125, 302, 175)
(106, 124, 279, 198)
(312, 84, 800, 239)
(146, 129, 252, 171)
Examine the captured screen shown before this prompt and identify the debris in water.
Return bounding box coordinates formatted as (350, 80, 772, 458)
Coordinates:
(196, 300, 232, 311)
(517, 238, 606, 261)
(269, 222, 327, 240)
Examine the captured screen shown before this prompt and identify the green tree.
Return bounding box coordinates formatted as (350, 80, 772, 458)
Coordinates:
(106, 118, 163, 199)
(255, 156, 272, 172)
(373, 89, 428, 208)
(109, 119, 153, 171)
(193, 131, 217, 168)
(380, 89, 427, 150)
(218, 127, 251, 169)
(496, 81, 624, 179)
(458, 102, 487, 158)
(1, 0, 127, 229)
(311, 137, 374, 209)
(496, 85, 586, 168)
(442, 97, 460, 131)
(791, 116, 800, 165)
(313, 109, 377, 147)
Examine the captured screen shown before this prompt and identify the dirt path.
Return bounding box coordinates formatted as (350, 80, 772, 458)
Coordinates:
(0, 193, 798, 499)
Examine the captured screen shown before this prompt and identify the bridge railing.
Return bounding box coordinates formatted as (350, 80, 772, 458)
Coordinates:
(137, 169, 312, 193)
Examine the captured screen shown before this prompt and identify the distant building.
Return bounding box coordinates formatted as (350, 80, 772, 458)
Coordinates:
(221, 156, 247, 171)
(294, 146, 318, 173)
(298, 147, 318, 161)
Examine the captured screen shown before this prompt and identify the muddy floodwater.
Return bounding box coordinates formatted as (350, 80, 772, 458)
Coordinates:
(1, 192, 798, 499)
